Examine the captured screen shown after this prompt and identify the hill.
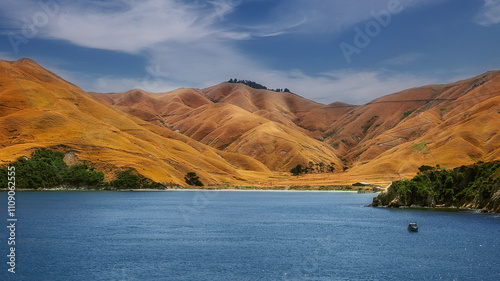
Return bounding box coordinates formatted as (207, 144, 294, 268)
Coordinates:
(1, 58, 499, 187)
(0, 58, 271, 186)
(92, 71, 500, 180)
(91, 83, 345, 171)
(331, 71, 500, 177)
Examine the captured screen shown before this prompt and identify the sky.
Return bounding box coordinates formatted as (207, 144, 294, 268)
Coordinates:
(0, 0, 500, 105)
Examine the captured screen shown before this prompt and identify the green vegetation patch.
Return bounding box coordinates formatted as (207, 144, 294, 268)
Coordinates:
(227, 78, 291, 93)
(184, 172, 204, 186)
(0, 148, 160, 189)
(401, 110, 413, 120)
(290, 162, 336, 176)
(0, 148, 104, 189)
(412, 142, 430, 154)
(393, 161, 500, 207)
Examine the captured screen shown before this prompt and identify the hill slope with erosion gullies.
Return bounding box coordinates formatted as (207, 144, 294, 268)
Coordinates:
(92, 71, 500, 177)
(0, 58, 271, 186)
(329, 71, 500, 177)
(1, 58, 499, 185)
(90, 84, 346, 171)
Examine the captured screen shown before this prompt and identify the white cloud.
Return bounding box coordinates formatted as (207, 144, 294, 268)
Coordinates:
(146, 39, 265, 88)
(0, 0, 445, 105)
(29, 54, 455, 105)
(474, 0, 500, 26)
(242, 18, 308, 38)
(0, 0, 440, 52)
(251, 69, 438, 105)
(89, 76, 183, 94)
(0, 0, 241, 53)
(269, 0, 440, 34)
(41, 62, 184, 94)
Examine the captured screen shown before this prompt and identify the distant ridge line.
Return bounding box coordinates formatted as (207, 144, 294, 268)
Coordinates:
(366, 98, 455, 105)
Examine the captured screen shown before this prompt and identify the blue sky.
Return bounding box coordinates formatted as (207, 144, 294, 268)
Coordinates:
(1, 0, 500, 105)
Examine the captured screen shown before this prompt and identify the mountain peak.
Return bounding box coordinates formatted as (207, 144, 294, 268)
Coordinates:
(12, 58, 38, 66)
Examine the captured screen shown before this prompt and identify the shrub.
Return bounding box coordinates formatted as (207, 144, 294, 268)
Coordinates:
(0, 148, 105, 189)
(290, 164, 304, 176)
(418, 165, 434, 173)
(111, 170, 141, 188)
(184, 172, 204, 186)
(401, 110, 413, 120)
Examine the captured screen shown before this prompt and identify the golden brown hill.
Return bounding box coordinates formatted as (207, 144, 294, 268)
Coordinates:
(0, 58, 271, 185)
(94, 71, 499, 181)
(327, 71, 500, 177)
(92, 84, 345, 171)
(201, 83, 356, 135)
(2, 58, 499, 186)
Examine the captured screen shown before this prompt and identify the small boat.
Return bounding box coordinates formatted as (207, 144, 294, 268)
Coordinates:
(408, 222, 418, 232)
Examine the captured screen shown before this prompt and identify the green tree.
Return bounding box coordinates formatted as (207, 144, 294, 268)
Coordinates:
(318, 162, 325, 173)
(307, 161, 315, 174)
(66, 164, 104, 186)
(0, 167, 8, 188)
(328, 162, 335, 173)
(290, 164, 304, 176)
(13, 149, 68, 188)
(112, 170, 140, 188)
(418, 165, 435, 173)
(185, 172, 204, 186)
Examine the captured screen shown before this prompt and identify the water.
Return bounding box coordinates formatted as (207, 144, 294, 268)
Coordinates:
(1, 191, 499, 280)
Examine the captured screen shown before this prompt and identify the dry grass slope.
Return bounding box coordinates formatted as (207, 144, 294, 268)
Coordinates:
(91, 69, 500, 183)
(1, 58, 499, 186)
(0, 59, 271, 186)
(93, 83, 345, 171)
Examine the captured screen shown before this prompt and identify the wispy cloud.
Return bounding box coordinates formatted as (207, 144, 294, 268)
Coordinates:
(40, 62, 183, 94)
(0, 0, 241, 53)
(242, 18, 308, 38)
(0, 0, 447, 105)
(90, 76, 183, 94)
(0, 0, 441, 53)
(474, 0, 500, 26)
(270, 0, 440, 34)
(252, 69, 438, 105)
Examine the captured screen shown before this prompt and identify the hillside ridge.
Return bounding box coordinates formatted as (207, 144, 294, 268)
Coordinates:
(0, 58, 271, 186)
(92, 68, 500, 177)
(1, 58, 499, 186)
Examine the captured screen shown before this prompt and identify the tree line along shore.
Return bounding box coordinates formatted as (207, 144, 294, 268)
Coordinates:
(371, 161, 500, 213)
(0, 148, 161, 190)
(0, 148, 361, 191)
(2, 148, 499, 209)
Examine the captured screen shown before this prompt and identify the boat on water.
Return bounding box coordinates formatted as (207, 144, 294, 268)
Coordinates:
(408, 222, 418, 232)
